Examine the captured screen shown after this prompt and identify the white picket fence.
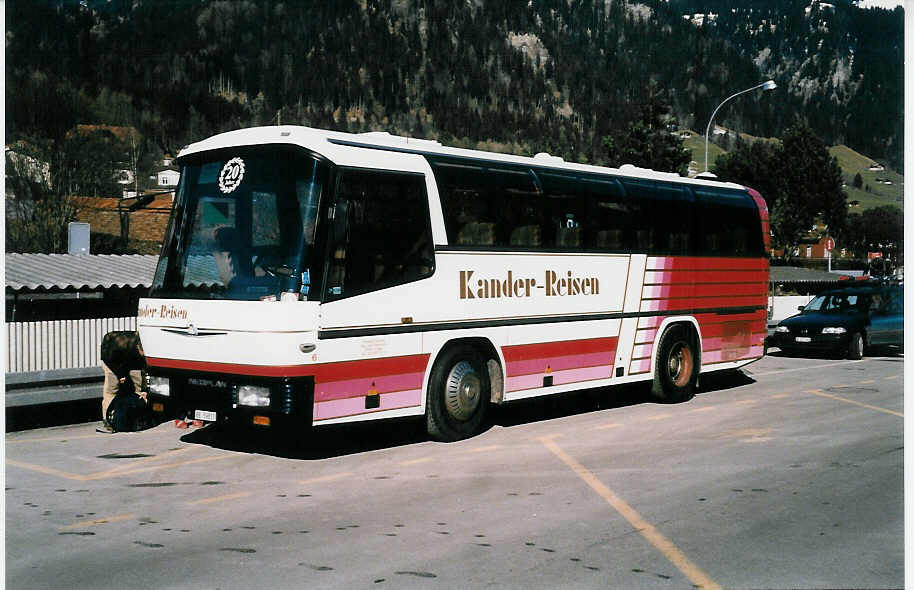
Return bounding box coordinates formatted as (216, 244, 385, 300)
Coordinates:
(5, 317, 137, 374)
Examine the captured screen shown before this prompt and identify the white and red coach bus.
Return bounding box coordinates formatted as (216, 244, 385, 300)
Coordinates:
(138, 126, 770, 441)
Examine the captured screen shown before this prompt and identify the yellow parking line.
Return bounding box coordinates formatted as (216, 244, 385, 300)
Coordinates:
(60, 513, 136, 530)
(187, 492, 250, 506)
(300, 472, 353, 485)
(591, 422, 622, 431)
(645, 413, 672, 421)
(8, 453, 233, 482)
(7, 459, 90, 481)
(884, 375, 899, 381)
(770, 393, 791, 399)
(467, 445, 501, 453)
(858, 379, 876, 385)
(806, 389, 902, 418)
(686, 406, 716, 413)
(539, 437, 721, 590)
(100, 448, 194, 475)
(85, 454, 233, 480)
(399, 458, 433, 466)
(6, 433, 109, 445)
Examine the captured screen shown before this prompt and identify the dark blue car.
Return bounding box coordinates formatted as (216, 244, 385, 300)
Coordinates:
(770, 284, 903, 359)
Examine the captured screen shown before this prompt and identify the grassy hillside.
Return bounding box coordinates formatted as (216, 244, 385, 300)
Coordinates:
(829, 145, 904, 212)
(684, 131, 903, 213)
(681, 130, 728, 174)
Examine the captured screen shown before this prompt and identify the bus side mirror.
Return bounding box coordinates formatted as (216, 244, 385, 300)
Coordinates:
(797, 305, 805, 311)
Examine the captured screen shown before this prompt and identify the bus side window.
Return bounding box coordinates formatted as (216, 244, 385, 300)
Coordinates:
(694, 188, 763, 257)
(431, 161, 494, 246)
(538, 171, 584, 250)
(494, 168, 542, 248)
(324, 169, 434, 301)
(578, 175, 631, 252)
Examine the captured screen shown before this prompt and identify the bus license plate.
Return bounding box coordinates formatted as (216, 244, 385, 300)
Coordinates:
(795, 336, 812, 343)
(194, 410, 217, 422)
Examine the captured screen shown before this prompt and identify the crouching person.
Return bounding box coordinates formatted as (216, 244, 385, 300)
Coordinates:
(99, 330, 152, 433)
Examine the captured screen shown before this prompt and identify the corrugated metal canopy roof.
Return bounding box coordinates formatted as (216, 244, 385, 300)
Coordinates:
(5, 253, 158, 292)
(770, 266, 854, 284)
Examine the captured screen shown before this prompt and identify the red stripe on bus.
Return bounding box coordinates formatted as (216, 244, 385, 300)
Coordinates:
(146, 353, 431, 383)
(502, 337, 618, 362)
(643, 283, 767, 299)
(646, 256, 769, 271)
(644, 270, 769, 286)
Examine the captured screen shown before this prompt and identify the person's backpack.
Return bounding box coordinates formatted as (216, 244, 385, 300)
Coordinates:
(106, 389, 155, 433)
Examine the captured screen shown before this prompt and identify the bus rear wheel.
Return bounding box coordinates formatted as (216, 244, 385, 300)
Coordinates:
(651, 325, 698, 403)
(426, 345, 490, 441)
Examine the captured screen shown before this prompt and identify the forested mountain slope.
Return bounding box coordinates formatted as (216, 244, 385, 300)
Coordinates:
(6, 0, 903, 168)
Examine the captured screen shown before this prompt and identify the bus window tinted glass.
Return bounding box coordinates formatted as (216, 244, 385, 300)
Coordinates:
(620, 179, 694, 253)
(325, 170, 434, 300)
(431, 159, 541, 248)
(694, 187, 763, 257)
(579, 175, 636, 251)
(538, 172, 586, 249)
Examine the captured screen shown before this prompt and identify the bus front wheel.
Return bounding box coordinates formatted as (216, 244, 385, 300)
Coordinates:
(426, 345, 490, 441)
(650, 325, 698, 403)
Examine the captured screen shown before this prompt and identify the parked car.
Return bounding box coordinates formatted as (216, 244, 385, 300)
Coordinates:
(769, 284, 903, 359)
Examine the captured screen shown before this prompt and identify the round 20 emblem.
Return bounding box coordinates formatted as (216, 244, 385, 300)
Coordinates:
(219, 157, 245, 194)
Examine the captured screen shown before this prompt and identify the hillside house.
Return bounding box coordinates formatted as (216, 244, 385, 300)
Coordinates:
(75, 193, 173, 250)
(154, 166, 181, 188)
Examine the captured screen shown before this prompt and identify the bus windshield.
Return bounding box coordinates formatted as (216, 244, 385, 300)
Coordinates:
(151, 146, 328, 301)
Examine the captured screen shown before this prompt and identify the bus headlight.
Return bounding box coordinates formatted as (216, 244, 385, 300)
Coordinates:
(775, 326, 790, 333)
(147, 376, 171, 397)
(237, 385, 271, 407)
(822, 327, 846, 334)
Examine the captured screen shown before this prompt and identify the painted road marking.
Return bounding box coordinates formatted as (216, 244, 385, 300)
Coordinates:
(399, 458, 433, 466)
(7, 453, 232, 482)
(300, 472, 353, 485)
(591, 422, 623, 431)
(806, 389, 902, 418)
(748, 359, 865, 377)
(645, 413, 672, 421)
(770, 393, 791, 399)
(6, 433, 110, 445)
(539, 436, 721, 590)
(686, 406, 717, 414)
(858, 379, 876, 385)
(187, 492, 251, 506)
(884, 375, 899, 381)
(60, 513, 137, 530)
(467, 445, 501, 453)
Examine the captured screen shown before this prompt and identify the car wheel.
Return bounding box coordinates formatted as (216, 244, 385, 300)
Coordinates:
(847, 332, 864, 360)
(426, 345, 490, 441)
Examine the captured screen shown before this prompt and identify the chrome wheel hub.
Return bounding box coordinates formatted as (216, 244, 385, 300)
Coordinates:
(445, 361, 481, 421)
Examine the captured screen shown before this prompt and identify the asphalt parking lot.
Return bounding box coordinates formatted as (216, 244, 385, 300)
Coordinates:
(6, 352, 904, 589)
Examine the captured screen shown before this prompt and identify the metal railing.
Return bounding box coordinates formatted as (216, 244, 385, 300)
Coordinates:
(5, 317, 137, 373)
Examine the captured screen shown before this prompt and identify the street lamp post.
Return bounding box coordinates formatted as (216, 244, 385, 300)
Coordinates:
(704, 80, 777, 173)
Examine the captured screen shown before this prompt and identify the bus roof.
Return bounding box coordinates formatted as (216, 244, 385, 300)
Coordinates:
(177, 125, 748, 191)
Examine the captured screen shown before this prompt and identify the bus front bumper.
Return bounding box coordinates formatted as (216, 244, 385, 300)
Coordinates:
(145, 370, 314, 429)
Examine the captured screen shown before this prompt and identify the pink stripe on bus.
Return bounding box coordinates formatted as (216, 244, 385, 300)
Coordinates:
(315, 371, 426, 402)
(313, 389, 422, 421)
(505, 364, 613, 393)
(505, 350, 615, 378)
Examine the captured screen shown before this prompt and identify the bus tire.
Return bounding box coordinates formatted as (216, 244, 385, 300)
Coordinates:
(426, 345, 490, 441)
(650, 324, 698, 403)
